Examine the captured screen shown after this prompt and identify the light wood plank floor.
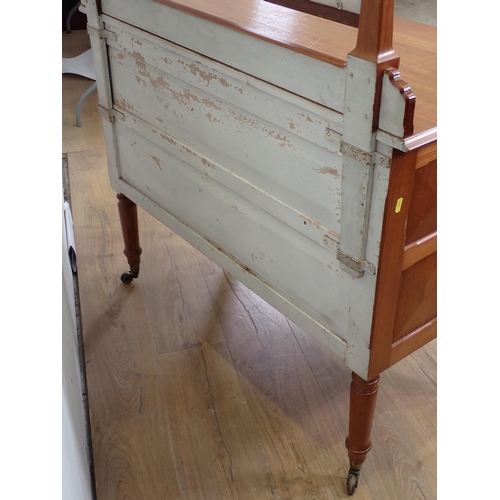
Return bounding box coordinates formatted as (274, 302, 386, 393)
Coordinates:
(63, 30, 436, 500)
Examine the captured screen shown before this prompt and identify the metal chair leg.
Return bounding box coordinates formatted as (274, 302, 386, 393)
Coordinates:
(76, 81, 97, 127)
(66, 1, 82, 34)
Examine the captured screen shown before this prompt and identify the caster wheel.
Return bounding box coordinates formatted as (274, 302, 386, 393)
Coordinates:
(120, 271, 135, 284)
(346, 470, 360, 495)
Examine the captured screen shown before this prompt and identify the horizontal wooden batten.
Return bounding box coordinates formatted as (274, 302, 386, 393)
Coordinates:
(103, 18, 345, 129)
(402, 232, 436, 271)
(114, 107, 341, 252)
(389, 318, 437, 367)
(112, 174, 358, 368)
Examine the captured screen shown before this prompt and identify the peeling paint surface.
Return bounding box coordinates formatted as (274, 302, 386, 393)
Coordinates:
(101, 21, 389, 376)
(108, 42, 343, 233)
(150, 154, 162, 170)
(315, 166, 340, 177)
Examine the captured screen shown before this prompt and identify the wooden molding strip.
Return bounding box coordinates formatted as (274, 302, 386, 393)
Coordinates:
(389, 318, 437, 366)
(401, 232, 437, 271)
(403, 127, 437, 152)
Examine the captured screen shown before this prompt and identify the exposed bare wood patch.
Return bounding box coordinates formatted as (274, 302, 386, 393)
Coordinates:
(135, 75, 146, 87)
(206, 112, 221, 123)
(132, 50, 146, 62)
(150, 155, 162, 170)
(315, 166, 340, 177)
(160, 133, 176, 145)
(115, 96, 140, 114)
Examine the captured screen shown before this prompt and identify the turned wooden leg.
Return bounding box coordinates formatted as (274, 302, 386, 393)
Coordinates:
(345, 373, 380, 495)
(117, 193, 142, 284)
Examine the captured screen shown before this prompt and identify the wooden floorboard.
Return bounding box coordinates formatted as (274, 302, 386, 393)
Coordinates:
(64, 30, 436, 500)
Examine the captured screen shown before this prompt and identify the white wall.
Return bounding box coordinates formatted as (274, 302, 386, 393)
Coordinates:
(62, 197, 93, 500)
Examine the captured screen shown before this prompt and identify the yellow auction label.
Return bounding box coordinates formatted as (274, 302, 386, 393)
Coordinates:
(395, 197, 403, 213)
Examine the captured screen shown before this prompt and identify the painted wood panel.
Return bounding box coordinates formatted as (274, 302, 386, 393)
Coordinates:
(100, 3, 348, 110)
(105, 36, 345, 238)
(115, 122, 352, 338)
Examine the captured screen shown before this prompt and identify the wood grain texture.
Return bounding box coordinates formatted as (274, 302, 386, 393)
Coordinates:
(194, 253, 353, 499)
(137, 220, 227, 354)
(415, 141, 437, 169)
(349, 0, 397, 64)
(64, 29, 436, 500)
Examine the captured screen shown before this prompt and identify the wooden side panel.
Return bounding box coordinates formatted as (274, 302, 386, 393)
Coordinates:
(367, 149, 417, 379)
(99, 16, 394, 378)
(392, 252, 437, 343)
(114, 121, 352, 336)
(388, 150, 437, 363)
(368, 141, 437, 378)
(405, 158, 437, 245)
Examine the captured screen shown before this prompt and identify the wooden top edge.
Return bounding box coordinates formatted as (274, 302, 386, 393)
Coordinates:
(153, 0, 349, 67)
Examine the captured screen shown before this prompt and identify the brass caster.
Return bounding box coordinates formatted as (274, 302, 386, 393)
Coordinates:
(120, 270, 139, 284)
(346, 469, 360, 495)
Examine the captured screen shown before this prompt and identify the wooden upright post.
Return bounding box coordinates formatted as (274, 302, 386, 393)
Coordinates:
(351, 0, 398, 66)
(349, 0, 400, 135)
